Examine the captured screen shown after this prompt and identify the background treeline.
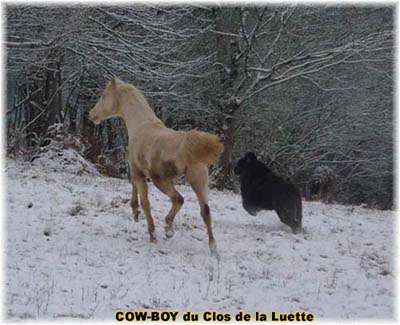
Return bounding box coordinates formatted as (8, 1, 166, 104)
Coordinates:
(5, 5, 394, 209)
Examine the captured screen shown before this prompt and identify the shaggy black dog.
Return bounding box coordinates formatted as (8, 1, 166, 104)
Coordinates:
(234, 152, 303, 233)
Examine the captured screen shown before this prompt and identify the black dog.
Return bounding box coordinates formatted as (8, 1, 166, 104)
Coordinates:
(309, 166, 335, 203)
(234, 152, 303, 233)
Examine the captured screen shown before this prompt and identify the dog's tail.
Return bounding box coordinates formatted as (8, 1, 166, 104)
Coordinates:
(181, 130, 223, 165)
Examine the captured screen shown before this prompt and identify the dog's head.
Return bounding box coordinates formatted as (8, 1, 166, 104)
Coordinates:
(234, 152, 257, 175)
(310, 179, 322, 200)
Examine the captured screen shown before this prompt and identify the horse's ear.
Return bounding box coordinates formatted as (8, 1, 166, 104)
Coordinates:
(245, 152, 257, 162)
(110, 76, 117, 88)
(110, 76, 123, 89)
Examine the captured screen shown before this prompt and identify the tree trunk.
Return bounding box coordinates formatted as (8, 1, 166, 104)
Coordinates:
(213, 8, 241, 190)
(216, 113, 236, 190)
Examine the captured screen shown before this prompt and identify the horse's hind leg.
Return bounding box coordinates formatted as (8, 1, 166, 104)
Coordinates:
(185, 164, 218, 256)
(151, 177, 184, 238)
(134, 172, 157, 243)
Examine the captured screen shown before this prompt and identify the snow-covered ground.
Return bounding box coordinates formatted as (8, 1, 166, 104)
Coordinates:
(5, 151, 395, 321)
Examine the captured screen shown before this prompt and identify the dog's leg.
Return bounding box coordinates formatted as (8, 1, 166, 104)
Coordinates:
(152, 177, 184, 238)
(243, 201, 258, 216)
(186, 164, 219, 258)
(134, 172, 156, 243)
(276, 205, 302, 234)
(326, 181, 334, 204)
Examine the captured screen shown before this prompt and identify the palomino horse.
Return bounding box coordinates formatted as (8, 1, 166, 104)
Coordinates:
(88, 77, 223, 255)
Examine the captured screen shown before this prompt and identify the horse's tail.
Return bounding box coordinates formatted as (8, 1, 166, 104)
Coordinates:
(181, 130, 223, 165)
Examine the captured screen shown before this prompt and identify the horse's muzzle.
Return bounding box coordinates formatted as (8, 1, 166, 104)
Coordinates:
(88, 110, 101, 125)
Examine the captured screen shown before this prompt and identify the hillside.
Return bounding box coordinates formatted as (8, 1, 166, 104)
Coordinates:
(5, 150, 395, 320)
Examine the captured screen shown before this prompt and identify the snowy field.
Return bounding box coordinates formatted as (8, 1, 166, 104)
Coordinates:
(5, 150, 395, 321)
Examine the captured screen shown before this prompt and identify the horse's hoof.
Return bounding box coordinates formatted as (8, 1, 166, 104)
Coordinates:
(165, 226, 174, 238)
(133, 211, 139, 222)
(150, 235, 158, 243)
(209, 241, 220, 260)
(211, 250, 221, 261)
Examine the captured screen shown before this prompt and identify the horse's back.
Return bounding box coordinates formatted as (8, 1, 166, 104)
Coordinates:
(128, 123, 187, 179)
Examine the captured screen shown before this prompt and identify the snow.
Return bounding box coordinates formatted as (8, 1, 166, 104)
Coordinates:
(5, 151, 395, 321)
(31, 147, 100, 176)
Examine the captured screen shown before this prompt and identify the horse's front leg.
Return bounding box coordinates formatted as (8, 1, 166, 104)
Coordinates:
(127, 149, 140, 222)
(130, 179, 140, 222)
(128, 159, 140, 222)
(134, 172, 157, 243)
(151, 177, 184, 239)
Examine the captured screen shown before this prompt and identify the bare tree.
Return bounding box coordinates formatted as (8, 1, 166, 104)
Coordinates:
(6, 5, 393, 208)
(209, 6, 392, 190)
(6, 5, 213, 161)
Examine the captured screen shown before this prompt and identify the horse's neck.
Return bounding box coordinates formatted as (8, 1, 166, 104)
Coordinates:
(121, 99, 163, 140)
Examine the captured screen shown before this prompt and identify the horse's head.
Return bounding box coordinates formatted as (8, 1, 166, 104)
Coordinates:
(89, 77, 123, 124)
